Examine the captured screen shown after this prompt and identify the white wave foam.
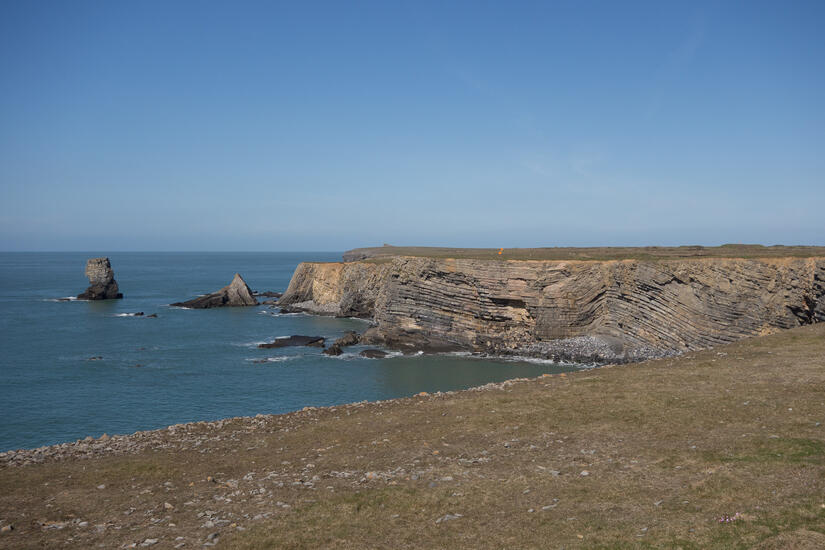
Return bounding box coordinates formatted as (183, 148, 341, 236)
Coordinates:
(233, 340, 271, 348)
(246, 356, 295, 364)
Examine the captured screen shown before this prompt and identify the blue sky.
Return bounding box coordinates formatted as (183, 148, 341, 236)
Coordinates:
(1, 0, 823, 251)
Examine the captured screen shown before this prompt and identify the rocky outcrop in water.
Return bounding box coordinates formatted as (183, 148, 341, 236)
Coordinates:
(323, 344, 343, 356)
(279, 253, 825, 362)
(360, 349, 388, 359)
(77, 258, 123, 300)
(258, 336, 325, 348)
(172, 273, 258, 309)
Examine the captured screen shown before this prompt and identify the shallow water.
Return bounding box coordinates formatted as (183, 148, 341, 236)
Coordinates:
(0, 252, 586, 451)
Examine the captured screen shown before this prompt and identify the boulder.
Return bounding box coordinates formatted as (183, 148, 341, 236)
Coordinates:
(323, 343, 343, 356)
(172, 274, 258, 309)
(258, 336, 325, 349)
(333, 331, 360, 347)
(77, 258, 123, 300)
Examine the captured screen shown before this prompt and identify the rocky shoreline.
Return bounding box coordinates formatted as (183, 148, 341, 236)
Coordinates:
(0, 375, 541, 467)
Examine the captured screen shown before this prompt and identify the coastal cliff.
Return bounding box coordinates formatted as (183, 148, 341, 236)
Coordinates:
(279, 250, 825, 362)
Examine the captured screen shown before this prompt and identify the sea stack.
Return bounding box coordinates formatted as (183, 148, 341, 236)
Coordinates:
(77, 257, 123, 300)
(172, 273, 258, 309)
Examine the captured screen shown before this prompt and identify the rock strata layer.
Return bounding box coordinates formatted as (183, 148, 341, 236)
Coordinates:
(278, 254, 825, 362)
(172, 274, 258, 309)
(77, 257, 123, 300)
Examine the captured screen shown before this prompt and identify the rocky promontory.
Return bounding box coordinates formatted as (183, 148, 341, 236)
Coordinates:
(279, 246, 825, 362)
(77, 257, 123, 300)
(172, 273, 258, 309)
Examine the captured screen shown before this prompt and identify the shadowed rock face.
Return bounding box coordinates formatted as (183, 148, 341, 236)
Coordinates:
(278, 255, 825, 362)
(172, 273, 258, 309)
(78, 258, 122, 300)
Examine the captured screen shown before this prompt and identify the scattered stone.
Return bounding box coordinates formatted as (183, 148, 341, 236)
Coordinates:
(97, 484, 106, 490)
(435, 513, 463, 524)
(580, 470, 590, 476)
(1, 525, 13, 533)
(164, 502, 174, 510)
(140, 539, 158, 547)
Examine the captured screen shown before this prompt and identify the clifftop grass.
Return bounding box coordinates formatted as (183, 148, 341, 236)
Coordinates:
(346, 244, 825, 262)
(2, 324, 825, 548)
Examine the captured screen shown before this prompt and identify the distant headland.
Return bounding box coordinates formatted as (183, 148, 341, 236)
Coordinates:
(277, 244, 825, 363)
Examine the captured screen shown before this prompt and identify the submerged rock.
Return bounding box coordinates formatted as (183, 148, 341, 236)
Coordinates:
(172, 274, 258, 309)
(360, 349, 388, 359)
(77, 258, 123, 300)
(258, 336, 325, 349)
(323, 343, 343, 356)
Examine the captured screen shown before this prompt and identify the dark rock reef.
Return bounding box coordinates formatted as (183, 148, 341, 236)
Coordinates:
(258, 336, 325, 349)
(360, 349, 388, 359)
(323, 344, 343, 356)
(78, 257, 123, 300)
(172, 274, 258, 309)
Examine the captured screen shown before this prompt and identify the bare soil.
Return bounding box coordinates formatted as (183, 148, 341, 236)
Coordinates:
(2, 324, 825, 549)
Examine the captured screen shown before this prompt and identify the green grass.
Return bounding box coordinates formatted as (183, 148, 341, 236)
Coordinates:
(2, 324, 825, 549)
(345, 244, 825, 263)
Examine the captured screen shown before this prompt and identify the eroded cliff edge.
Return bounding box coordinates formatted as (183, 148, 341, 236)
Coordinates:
(279, 254, 825, 362)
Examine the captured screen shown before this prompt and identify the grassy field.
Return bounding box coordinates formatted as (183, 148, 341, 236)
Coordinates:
(2, 324, 825, 548)
(345, 244, 825, 262)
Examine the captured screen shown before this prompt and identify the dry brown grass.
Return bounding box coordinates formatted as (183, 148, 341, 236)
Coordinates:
(348, 244, 825, 262)
(2, 324, 825, 549)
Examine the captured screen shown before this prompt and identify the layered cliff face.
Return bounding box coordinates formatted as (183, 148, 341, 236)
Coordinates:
(279, 256, 825, 362)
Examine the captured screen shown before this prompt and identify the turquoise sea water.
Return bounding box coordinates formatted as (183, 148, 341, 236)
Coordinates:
(0, 252, 585, 451)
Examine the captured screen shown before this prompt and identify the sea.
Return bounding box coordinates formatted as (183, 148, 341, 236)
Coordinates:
(0, 252, 588, 452)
